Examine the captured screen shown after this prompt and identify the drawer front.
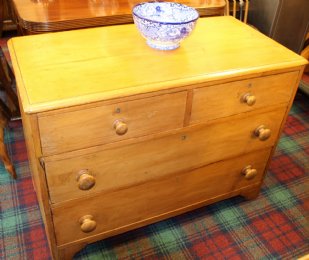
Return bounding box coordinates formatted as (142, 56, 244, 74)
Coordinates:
(45, 107, 286, 204)
(190, 72, 298, 124)
(52, 148, 272, 245)
(38, 91, 187, 155)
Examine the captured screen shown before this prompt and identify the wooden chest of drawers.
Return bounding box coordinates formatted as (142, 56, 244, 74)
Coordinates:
(8, 17, 307, 259)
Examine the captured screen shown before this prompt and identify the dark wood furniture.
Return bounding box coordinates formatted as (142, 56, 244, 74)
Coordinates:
(0, 110, 17, 179)
(0, 0, 17, 36)
(227, 0, 249, 23)
(10, 0, 226, 35)
(248, 0, 309, 54)
(0, 47, 19, 179)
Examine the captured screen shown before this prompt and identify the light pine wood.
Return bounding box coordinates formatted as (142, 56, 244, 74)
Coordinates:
(54, 183, 261, 252)
(242, 93, 256, 106)
(113, 119, 128, 135)
(41, 103, 289, 163)
(241, 186, 261, 200)
(250, 67, 306, 203)
(298, 254, 309, 260)
(52, 148, 271, 245)
(38, 91, 186, 155)
(57, 242, 87, 260)
(45, 106, 286, 204)
(79, 215, 97, 233)
(242, 165, 258, 180)
(8, 16, 307, 259)
(8, 17, 307, 114)
(76, 170, 96, 191)
(11, 0, 226, 34)
(190, 71, 299, 123)
(16, 109, 59, 259)
(254, 125, 272, 141)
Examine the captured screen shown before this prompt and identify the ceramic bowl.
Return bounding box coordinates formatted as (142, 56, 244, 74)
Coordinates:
(132, 2, 199, 50)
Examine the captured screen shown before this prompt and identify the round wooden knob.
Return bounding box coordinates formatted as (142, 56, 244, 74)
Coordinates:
(79, 215, 97, 233)
(254, 125, 271, 141)
(242, 165, 257, 180)
(76, 170, 95, 190)
(113, 119, 128, 135)
(242, 93, 256, 106)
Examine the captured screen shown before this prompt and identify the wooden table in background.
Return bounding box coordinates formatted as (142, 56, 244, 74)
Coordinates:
(10, 0, 226, 34)
(0, 0, 17, 36)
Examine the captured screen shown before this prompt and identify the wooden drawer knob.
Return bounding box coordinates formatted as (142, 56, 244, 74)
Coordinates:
(242, 165, 257, 180)
(242, 93, 256, 106)
(79, 215, 97, 233)
(254, 125, 271, 141)
(113, 119, 128, 135)
(76, 170, 96, 190)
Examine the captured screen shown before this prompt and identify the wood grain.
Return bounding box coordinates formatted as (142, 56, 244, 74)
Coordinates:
(17, 110, 58, 259)
(52, 148, 271, 245)
(45, 107, 286, 204)
(11, 0, 226, 34)
(8, 17, 307, 114)
(38, 91, 186, 155)
(190, 71, 299, 123)
(8, 15, 307, 259)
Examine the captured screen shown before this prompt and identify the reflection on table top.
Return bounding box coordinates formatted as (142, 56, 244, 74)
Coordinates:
(11, 0, 226, 33)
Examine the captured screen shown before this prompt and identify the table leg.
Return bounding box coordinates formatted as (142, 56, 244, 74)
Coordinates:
(0, 125, 16, 179)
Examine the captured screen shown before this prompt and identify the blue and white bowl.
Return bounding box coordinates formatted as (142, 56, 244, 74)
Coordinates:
(132, 2, 199, 50)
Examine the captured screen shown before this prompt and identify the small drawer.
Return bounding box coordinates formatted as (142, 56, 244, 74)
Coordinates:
(38, 91, 187, 155)
(190, 71, 298, 124)
(51, 148, 271, 246)
(45, 106, 286, 204)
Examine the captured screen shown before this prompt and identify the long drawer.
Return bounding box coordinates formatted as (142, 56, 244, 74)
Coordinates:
(38, 91, 187, 155)
(52, 148, 272, 246)
(190, 72, 298, 123)
(45, 106, 286, 203)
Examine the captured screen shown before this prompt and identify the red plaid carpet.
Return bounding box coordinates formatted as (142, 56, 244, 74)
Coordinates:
(0, 36, 308, 259)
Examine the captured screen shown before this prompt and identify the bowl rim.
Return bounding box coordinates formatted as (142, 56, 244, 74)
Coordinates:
(132, 1, 199, 25)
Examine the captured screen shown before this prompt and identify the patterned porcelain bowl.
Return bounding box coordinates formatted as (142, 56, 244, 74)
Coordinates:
(132, 2, 199, 50)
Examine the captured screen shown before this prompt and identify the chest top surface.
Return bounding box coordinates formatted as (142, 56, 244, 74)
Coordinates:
(8, 16, 307, 113)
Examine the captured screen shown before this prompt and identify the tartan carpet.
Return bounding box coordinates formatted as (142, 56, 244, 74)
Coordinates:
(0, 37, 308, 259)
